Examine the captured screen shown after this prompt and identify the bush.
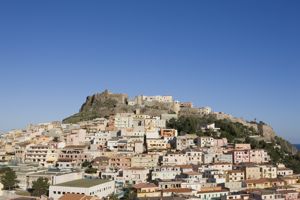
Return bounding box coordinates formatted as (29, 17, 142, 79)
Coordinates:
(85, 168, 97, 174)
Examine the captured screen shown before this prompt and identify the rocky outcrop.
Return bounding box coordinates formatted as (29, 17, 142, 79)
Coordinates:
(213, 112, 277, 142)
(63, 90, 175, 123)
(80, 89, 128, 112)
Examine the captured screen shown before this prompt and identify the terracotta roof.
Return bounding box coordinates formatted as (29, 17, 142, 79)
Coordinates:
(198, 189, 229, 194)
(163, 188, 192, 193)
(184, 171, 201, 175)
(133, 183, 158, 189)
(92, 156, 109, 162)
(245, 178, 284, 184)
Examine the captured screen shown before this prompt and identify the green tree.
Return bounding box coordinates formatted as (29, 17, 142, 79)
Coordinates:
(0, 168, 19, 190)
(32, 177, 50, 196)
(82, 161, 92, 168)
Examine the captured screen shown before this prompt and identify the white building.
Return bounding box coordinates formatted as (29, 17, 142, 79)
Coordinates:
(49, 179, 115, 200)
(162, 153, 187, 166)
(114, 113, 134, 129)
(185, 150, 203, 165)
(151, 166, 181, 180)
(122, 167, 150, 185)
(141, 95, 173, 103)
(199, 137, 215, 147)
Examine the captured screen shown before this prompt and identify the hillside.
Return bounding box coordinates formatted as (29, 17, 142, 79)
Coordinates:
(63, 90, 299, 172)
(167, 115, 300, 173)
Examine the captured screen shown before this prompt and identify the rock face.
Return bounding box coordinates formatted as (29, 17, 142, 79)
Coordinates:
(80, 89, 128, 112)
(213, 112, 277, 141)
(63, 90, 175, 123)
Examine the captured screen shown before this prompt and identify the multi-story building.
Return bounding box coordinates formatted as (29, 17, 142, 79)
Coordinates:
(131, 154, 160, 168)
(58, 145, 91, 168)
(226, 170, 245, 182)
(122, 167, 150, 185)
(133, 183, 160, 198)
(249, 149, 270, 164)
(146, 139, 171, 151)
(185, 149, 203, 165)
(160, 129, 178, 138)
(65, 129, 86, 146)
(232, 150, 250, 164)
(109, 155, 131, 169)
(199, 137, 215, 147)
(200, 163, 232, 173)
(196, 187, 229, 200)
(151, 166, 181, 180)
(243, 178, 285, 189)
(214, 153, 233, 164)
(162, 153, 187, 166)
(114, 113, 134, 129)
(176, 135, 197, 151)
(260, 165, 277, 178)
(238, 164, 262, 180)
(25, 144, 58, 167)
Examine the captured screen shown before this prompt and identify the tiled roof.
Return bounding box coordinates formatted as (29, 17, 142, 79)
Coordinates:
(133, 183, 158, 189)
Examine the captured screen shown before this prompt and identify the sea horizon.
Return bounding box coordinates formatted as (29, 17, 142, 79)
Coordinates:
(294, 144, 300, 150)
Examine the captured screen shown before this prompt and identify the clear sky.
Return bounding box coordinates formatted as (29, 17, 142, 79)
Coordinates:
(0, 1, 299, 142)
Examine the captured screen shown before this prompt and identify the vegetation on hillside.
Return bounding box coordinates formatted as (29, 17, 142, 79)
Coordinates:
(167, 115, 257, 142)
(167, 115, 300, 173)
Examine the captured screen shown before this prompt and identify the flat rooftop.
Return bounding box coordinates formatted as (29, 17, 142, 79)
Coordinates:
(55, 179, 111, 188)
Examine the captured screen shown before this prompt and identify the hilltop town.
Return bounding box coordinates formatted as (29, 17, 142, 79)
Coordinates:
(0, 90, 299, 200)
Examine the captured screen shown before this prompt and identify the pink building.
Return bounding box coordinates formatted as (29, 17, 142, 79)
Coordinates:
(235, 143, 251, 150)
(214, 138, 228, 147)
(65, 129, 86, 146)
(58, 145, 91, 167)
(109, 155, 131, 169)
(232, 150, 250, 164)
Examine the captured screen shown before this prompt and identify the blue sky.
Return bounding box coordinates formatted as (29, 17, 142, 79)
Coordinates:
(0, 1, 299, 142)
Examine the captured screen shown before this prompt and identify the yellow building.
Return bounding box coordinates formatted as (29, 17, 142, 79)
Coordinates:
(133, 183, 161, 198)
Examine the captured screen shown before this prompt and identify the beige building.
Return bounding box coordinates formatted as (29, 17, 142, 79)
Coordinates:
(58, 145, 91, 168)
(133, 183, 160, 198)
(131, 154, 159, 168)
(151, 166, 181, 180)
(122, 167, 150, 185)
(260, 165, 277, 178)
(146, 139, 171, 151)
(162, 153, 187, 165)
(226, 170, 245, 182)
(25, 144, 58, 167)
(237, 164, 262, 180)
(249, 149, 270, 164)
